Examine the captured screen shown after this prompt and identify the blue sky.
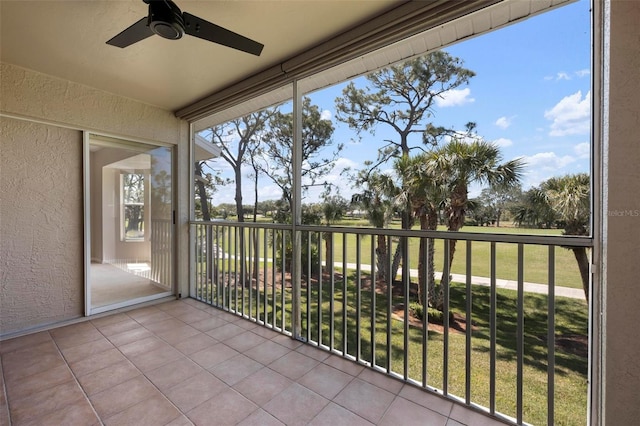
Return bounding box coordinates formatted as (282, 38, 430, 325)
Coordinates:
(208, 0, 591, 206)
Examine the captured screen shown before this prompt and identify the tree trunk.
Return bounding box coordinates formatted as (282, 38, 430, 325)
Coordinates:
(195, 162, 214, 294)
(252, 173, 259, 280)
(391, 243, 403, 286)
(324, 232, 333, 274)
(445, 184, 467, 278)
(234, 166, 244, 223)
(398, 207, 412, 289)
(194, 163, 211, 221)
(375, 233, 387, 282)
(417, 218, 429, 307)
(572, 246, 590, 301)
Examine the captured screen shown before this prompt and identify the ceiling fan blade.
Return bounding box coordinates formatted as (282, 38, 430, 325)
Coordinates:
(183, 12, 263, 56)
(107, 17, 154, 48)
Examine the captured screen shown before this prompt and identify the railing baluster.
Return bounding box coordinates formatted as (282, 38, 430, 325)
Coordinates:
(263, 228, 268, 325)
(465, 239, 472, 404)
(272, 229, 277, 328)
(356, 234, 362, 362)
(403, 236, 410, 380)
(247, 228, 252, 318)
(517, 243, 524, 424)
(548, 245, 556, 426)
(207, 225, 212, 303)
(342, 233, 348, 355)
(233, 226, 243, 314)
(386, 235, 393, 374)
(281, 231, 286, 331)
(318, 231, 323, 346)
(224, 225, 230, 310)
(307, 232, 312, 342)
(422, 236, 429, 388)
(443, 239, 450, 395)
(197, 224, 202, 301)
(329, 232, 335, 352)
(371, 233, 376, 367)
(215, 225, 220, 306)
(490, 241, 497, 415)
(194, 224, 199, 301)
(202, 224, 207, 302)
(208, 224, 212, 305)
(254, 228, 259, 320)
(211, 225, 216, 305)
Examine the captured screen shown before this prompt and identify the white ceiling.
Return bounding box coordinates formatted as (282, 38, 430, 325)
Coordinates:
(0, 0, 401, 112)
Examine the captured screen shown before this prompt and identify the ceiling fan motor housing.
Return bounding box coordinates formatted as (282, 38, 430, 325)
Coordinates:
(147, 0, 184, 40)
(108, 0, 263, 55)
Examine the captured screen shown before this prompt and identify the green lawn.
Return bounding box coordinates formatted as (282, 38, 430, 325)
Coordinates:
(197, 271, 588, 426)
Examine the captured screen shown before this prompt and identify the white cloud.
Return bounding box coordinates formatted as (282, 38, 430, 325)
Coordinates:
(495, 116, 512, 129)
(544, 69, 590, 81)
(575, 69, 590, 78)
(544, 90, 591, 136)
(435, 88, 475, 107)
(303, 157, 360, 201)
(493, 138, 513, 148)
(321, 109, 332, 121)
(520, 151, 577, 188)
(524, 152, 575, 169)
(574, 142, 590, 159)
(442, 130, 478, 145)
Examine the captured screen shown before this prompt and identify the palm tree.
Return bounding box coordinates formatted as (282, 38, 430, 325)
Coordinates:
(320, 194, 348, 274)
(351, 170, 398, 281)
(428, 139, 525, 273)
(541, 173, 591, 300)
(395, 154, 446, 307)
(511, 188, 557, 229)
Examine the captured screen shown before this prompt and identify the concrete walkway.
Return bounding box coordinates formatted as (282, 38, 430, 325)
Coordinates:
(214, 250, 585, 300)
(349, 263, 586, 300)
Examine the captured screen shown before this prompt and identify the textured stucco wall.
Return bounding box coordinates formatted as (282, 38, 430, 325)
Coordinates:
(0, 62, 181, 145)
(0, 117, 84, 335)
(604, 0, 640, 423)
(0, 62, 190, 335)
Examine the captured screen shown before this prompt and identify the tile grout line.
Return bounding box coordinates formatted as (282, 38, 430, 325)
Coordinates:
(93, 308, 195, 425)
(49, 331, 106, 426)
(0, 354, 12, 426)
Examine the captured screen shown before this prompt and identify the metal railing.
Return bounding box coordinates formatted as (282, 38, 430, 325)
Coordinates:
(190, 220, 592, 425)
(151, 219, 173, 289)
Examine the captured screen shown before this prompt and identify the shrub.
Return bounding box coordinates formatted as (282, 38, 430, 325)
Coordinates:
(409, 302, 453, 324)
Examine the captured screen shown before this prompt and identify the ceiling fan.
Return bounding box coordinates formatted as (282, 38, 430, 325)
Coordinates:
(106, 0, 264, 56)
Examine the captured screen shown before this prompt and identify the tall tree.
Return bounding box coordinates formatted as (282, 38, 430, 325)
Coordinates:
(541, 173, 591, 300)
(511, 188, 557, 229)
(475, 184, 523, 227)
(335, 52, 476, 162)
(351, 170, 399, 281)
(194, 162, 224, 221)
(335, 51, 475, 283)
(427, 139, 524, 275)
(205, 110, 275, 222)
(259, 97, 339, 215)
(320, 192, 349, 272)
(394, 154, 446, 306)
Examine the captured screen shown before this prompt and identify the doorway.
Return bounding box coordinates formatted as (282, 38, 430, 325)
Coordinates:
(84, 134, 174, 315)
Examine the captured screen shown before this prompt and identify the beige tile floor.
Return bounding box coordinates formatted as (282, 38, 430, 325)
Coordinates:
(0, 299, 509, 426)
